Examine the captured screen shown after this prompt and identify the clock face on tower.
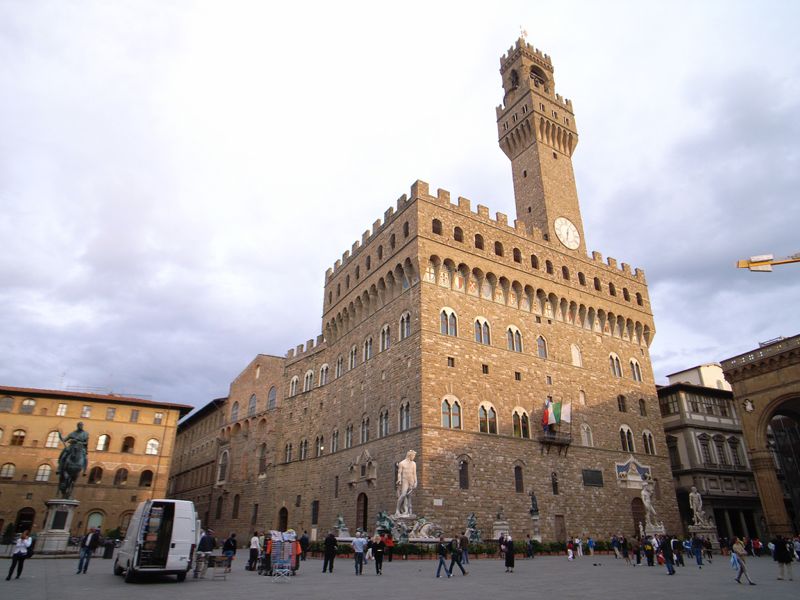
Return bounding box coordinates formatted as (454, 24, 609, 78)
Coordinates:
(554, 217, 580, 250)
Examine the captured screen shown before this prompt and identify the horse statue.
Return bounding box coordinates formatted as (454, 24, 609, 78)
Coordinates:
(58, 442, 84, 499)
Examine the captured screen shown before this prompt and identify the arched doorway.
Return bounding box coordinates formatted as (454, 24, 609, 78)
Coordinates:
(278, 507, 288, 532)
(356, 493, 368, 532)
(15, 507, 35, 533)
(769, 411, 800, 532)
(86, 511, 104, 533)
(631, 498, 645, 537)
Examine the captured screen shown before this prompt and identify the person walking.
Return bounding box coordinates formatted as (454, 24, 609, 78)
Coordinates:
(222, 532, 237, 573)
(435, 536, 451, 578)
(76, 527, 101, 574)
(460, 532, 470, 565)
(194, 528, 216, 578)
(773, 535, 794, 581)
(621, 535, 631, 566)
(661, 535, 676, 575)
(525, 534, 534, 559)
(6, 531, 32, 581)
(248, 531, 261, 571)
(322, 531, 338, 573)
(351, 532, 367, 575)
(384, 533, 394, 562)
(448, 535, 468, 576)
(370, 534, 385, 575)
(691, 535, 704, 568)
(299, 531, 309, 561)
(503, 535, 515, 573)
(732, 536, 756, 585)
(587, 536, 595, 556)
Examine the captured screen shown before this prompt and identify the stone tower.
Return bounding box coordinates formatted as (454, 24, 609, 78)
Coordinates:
(496, 37, 585, 255)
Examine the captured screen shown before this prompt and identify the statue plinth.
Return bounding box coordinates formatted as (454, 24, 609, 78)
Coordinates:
(644, 522, 665, 537)
(688, 524, 719, 549)
(492, 520, 510, 539)
(530, 514, 542, 542)
(37, 498, 80, 553)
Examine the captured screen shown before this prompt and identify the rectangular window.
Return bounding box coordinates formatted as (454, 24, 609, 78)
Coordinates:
(81, 405, 92, 418)
(482, 364, 489, 375)
(659, 394, 679, 416)
(334, 476, 339, 498)
(154, 412, 164, 425)
(582, 469, 604, 487)
(311, 500, 320, 525)
(687, 393, 700, 413)
(130, 409, 139, 423)
(514, 372, 521, 381)
(57, 403, 68, 416)
(106, 407, 116, 421)
(545, 375, 552, 385)
(447, 357, 455, 368)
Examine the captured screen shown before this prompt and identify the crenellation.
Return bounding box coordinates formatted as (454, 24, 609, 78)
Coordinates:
(592, 251, 603, 263)
(607, 257, 618, 269)
(621, 262, 632, 275)
(361, 230, 370, 245)
(384, 206, 394, 222)
(436, 188, 450, 204)
(372, 219, 382, 236)
(477, 204, 490, 218)
(514, 219, 528, 235)
(325, 267, 333, 280)
(286, 348, 295, 359)
(352, 240, 360, 254)
(396, 193, 408, 210)
(457, 196, 471, 212)
(411, 179, 429, 199)
(635, 268, 646, 282)
(496, 211, 508, 226)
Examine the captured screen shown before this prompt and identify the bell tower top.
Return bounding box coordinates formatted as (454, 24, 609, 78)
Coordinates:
(496, 38, 585, 254)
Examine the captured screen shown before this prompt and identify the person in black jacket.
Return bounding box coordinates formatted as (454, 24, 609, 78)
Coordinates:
(222, 533, 237, 572)
(449, 535, 468, 576)
(661, 535, 676, 575)
(76, 528, 101, 574)
(773, 535, 794, 581)
(322, 531, 338, 573)
(435, 537, 450, 578)
(194, 529, 216, 578)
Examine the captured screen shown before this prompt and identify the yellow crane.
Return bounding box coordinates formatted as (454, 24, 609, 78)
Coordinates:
(737, 252, 800, 272)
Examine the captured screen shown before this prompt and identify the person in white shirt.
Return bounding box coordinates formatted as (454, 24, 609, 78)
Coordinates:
(6, 531, 32, 580)
(249, 531, 262, 571)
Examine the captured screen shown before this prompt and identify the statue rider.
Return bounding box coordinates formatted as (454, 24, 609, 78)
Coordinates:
(58, 422, 89, 476)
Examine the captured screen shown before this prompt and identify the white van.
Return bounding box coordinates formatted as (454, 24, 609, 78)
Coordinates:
(114, 499, 198, 582)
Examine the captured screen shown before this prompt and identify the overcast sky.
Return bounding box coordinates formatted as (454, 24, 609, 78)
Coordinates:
(1, 0, 798, 409)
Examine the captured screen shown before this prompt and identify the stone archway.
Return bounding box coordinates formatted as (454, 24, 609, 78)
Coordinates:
(278, 507, 288, 532)
(15, 507, 35, 533)
(356, 493, 368, 532)
(722, 336, 800, 537)
(631, 498, 645, 537)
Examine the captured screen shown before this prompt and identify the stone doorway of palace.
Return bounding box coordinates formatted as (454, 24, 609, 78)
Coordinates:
(278, 507, 288, 532)
(356, 493, 368, 532)
(631, 498, 645, 537)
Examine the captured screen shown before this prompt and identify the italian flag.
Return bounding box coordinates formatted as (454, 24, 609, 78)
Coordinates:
(542, 400, 572, 427)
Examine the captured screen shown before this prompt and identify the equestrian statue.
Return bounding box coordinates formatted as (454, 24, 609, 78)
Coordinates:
(57, 422, 89, 499)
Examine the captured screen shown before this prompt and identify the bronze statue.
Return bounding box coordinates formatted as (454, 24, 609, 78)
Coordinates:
(57, 422, 89, 498)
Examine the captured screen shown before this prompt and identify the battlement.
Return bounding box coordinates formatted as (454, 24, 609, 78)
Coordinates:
(285, 334, 326, 362)
(500, 37, 552, 70)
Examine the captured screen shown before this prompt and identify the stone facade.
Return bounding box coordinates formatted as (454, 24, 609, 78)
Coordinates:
(170, 37, 681, 542)
(0, 386, 191, 536)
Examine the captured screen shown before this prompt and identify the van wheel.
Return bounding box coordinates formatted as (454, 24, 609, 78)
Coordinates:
(176, 572, 186, 582)
(113, 559, 124, 576)
(124, 566, 136, 583)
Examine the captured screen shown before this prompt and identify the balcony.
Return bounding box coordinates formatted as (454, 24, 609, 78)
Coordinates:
(537, 431, 572, 456)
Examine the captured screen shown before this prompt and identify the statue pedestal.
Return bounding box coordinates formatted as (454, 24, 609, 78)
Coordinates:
(688, 524, 719, 550)
(644, 522, 665, 537)
(37, 499, 80, 553)
(530, 515, 542, 542)
(492, 520, 510, 539)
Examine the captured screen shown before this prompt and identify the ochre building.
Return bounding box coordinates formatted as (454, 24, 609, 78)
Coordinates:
(172, 38, 681, 542)
(0, 385, 191, 536)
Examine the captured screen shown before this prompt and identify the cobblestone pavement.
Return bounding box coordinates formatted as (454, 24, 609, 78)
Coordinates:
(2, 553, 797, 600)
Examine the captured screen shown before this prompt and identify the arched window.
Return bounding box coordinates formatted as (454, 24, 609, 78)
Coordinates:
(609, 282, 617, 296)
(0, 397, 13, 412)
(377, 245, 383, 260)
(215, 496, 223, 519)
(218, 451, 229, 481)
(363, 337, 373, 361)
(536, 336, 548, 359)
(545, 260, 553, 274)
(458, 459, 469, 489)
(620, 426, 635, 453)
(479, 404, 498, 434)
(232, 494, 240, 519)
(379, 411, 389, 437)
(636, 292, 643, 306)
(86, 511, 104, 531)
(390, 233, 396, 249)
(139, 470, 153, 487)
(623, 288, 631, 302)
(453, 227, 463, 242)
(268, 386, 277, 409)
(45, 431, 61, 448)
(284, 443, 293, 463)
(512, 410, 530, 438)
(96, 434, 110, 452)
(399, 402, 411, 431)
(399, 312, 411, 340)
(20, 398, 36, 414)
(248, 394, 257, 416)
(507, 327, 522, 352)
(380, 325, 391, 351)
(114, 468, 129, 486)
(349, 345, 358, 369)
(642, 431, 656, 455)
(35, 464, 52, 482)
(578, 272, 586, 286)
(345, 424, 353, 448)
(617, 395, 627, 412)
(474, 234, 484, 250)
(300, 439, 308, 460)
(494, 241, 504, 256)
(514, 466, 524, 493)
(289, 377, 299, 397)
(609, 354, 622, 377)
(88, 466, 103, 484)
(360, 417, 370, 443)
(0, 463, 15, 479)
(440, 308, 457, 336)
(474, 318, 491, 345)
(319, 365, 329, 386)
(570, 344, 582, 367)
(366, 255, 371, 270)
(580, 424, 593, 447)
(513, 248, 522, 263)
(432, 219, 442, 234)
(304, 370, 314, 391)
(630, 359, 643, 382)
(594, 277, 601, 291)
(441, 398, 462, 429)
(562, 266, 570, 280)
(638, 398, 647, 416)
(231, 401, 240, 421)
(331, 430, 339, 453)
(403, 221, 409, 238)
(11, 429, 25, 446)
(335, 356, 344, 378)
(258, 443, 268, 473)
(531, 255, 539, 269)
(315, 435, 324, 456)
(145, 439, 160, 455)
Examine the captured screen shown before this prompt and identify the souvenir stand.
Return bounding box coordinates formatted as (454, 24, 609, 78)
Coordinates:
(269, 530, 295, 582)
